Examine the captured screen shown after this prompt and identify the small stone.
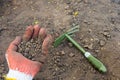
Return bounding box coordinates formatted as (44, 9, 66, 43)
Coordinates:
(110, 17, 115, 24)
(61, 51, 65, 55)
(69, 53, 75, 57)
(88, 44, 93, 49)
(27, 45, 31, 48)
(103, 32, 109, 35)
(25, 48, 29, 53)
(28, 56, 32, 59)
(88, 29, 92, 33)
(56, 52, 60, 55)
(99, 40, 106, 46)
(68, 42, 73, 47)
(55, 67, 59, 71)
(57, 63, 63, 67)
(31, 58, 36, 61)
(30, 39, 34, 43)
(94, 38, 99, 42)
(56, 58, 60, 62)
(112, 72, 115, 76)
(84, 19, 88, 23)
(65, 63, 69, 67)
(84, 20, 91, 25)
(67, 10, 73, 15)
(52, 71, 56, 76)
(54, 60, 57, 64)
(103, 31, 111, 38)
(65, 5, 69, 10)
(95, 50, 99, 53)
(66, 0, 71, 4)
(18, 48, 22, 52)
(90, 67, 94, 72)
(73, 77, 76, 79)
(102, 75, 105, 78)
(26, 42, 30, 46)
(62, 68, 66, 72)
(106, 34, 111, 38)
(31, 53, 36, 57)
(84, 44, 93, 50)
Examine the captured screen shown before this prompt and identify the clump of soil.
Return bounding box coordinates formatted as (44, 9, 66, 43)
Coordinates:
(18, 38, 43, 62)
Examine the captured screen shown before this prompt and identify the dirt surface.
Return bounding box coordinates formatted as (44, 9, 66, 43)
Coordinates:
(0, 0, 120, 80)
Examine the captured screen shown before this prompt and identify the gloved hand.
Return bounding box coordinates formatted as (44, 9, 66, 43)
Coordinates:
(5, 25, 52, 80)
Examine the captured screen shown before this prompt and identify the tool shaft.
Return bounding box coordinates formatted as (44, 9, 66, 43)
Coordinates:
(65, 34, 86, 54)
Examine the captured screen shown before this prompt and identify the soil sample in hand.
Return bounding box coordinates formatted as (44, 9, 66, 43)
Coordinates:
(18, 38, 43, 62)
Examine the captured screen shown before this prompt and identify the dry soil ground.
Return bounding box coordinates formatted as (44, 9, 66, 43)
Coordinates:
(0, 0, 120, 80)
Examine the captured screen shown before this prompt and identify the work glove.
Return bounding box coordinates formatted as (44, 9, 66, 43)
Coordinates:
(5, 25, 52, 80)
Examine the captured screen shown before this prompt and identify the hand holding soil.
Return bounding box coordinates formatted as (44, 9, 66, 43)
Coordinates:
(5, 25, 52, 79)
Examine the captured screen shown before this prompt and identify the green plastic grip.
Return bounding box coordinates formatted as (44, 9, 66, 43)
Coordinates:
(85, 52, 107, 72)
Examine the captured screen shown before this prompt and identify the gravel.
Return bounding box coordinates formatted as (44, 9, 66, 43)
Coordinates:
(18, 38, 42, 62)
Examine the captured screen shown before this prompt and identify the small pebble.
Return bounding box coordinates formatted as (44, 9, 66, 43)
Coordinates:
(25, 48, 30, 53)
(99, 40, 106, 46)
(103, 31, 109, 36)
(65, 5, 69, 10)
(66, 0, 71, 4)
(69, 53, 75, 57)
(103, 31, 111, 38)
(68, 42, 73, 47)
(56, 52, 60, 55)
(73, 77, 76, 79)
(84, 44, 93, 50)
(61, 51, 65, 55)
(95, 50, 99, 53)
(31, 58, 36, 61)
(88, 44, 93, 50)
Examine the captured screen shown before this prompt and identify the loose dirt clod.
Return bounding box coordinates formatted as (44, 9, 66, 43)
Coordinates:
(99, 40, 106, 47)
(69, 53, 75, 57)
(68, 42, 73, 47)
(18, 38, 42, 62)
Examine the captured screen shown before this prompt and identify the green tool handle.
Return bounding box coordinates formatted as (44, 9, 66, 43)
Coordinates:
(65, 34, 86, 54)
(84, 52, 107, 72)
(65, 34, 107, 72)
